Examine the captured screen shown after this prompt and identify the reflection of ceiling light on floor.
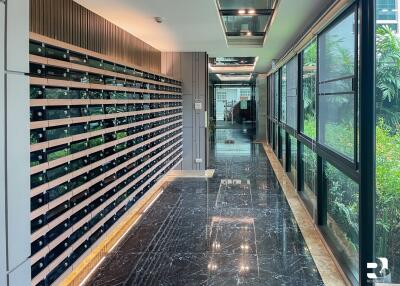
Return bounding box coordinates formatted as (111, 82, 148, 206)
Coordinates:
(212, 241, 221, 250)
(240, 264, 250, 272)
(208, 262, 218, 271)
(240, 244, 250, 251)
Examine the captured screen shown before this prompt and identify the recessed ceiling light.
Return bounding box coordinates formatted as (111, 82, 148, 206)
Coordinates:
(248, 9, 255, 14)
(238, 9, 246, 14)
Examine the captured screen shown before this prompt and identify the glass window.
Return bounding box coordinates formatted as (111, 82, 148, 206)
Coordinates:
(301, 40, 317, 139)
(279, 127, 286, 166)
(377, 23, 398, 33)
(318, 11, 356, 160)
(377, 0, 397, 20)
(280, 66, 287, 123)
(288, 135, 297, 185)
(286, 57, 298, 129)
(269, 75, 274, 120)
(273, 123, 277, 154)
(274, 72, 279, 119)
(300, 144, 317, 216)
(376, 3, 400, 282)
(325, 162, 359, 279)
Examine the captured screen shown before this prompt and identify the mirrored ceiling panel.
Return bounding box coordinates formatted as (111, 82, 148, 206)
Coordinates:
(222, 15, 270, 35)
(216, 73, 252, 81)
(209, 57, 257, 83)
(217, 0, 275, 10)
(216, 0, 277, 46)
(210, 57, 256, 67)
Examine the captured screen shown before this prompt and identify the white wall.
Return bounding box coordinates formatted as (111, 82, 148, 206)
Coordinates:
(1, 0, 30, 285)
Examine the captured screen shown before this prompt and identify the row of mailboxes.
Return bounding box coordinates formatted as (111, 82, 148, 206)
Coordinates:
(30, 41, 181, 87)
(30, 119, 182, 167)
(31, 150, 182, 284)
(30, 86, 182, 100)
(30, 110, 182, 145)
(30, 63, 181, 93)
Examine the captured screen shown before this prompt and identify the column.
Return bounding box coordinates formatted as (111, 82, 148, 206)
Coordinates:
(1, 0, 30, 285)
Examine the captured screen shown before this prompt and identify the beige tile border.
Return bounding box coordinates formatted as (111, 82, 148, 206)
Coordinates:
(166, 169, 215, 179)
(262, 144, 352, 286)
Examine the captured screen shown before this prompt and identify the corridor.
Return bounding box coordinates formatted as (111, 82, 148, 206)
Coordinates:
(88, 128, 323, 286)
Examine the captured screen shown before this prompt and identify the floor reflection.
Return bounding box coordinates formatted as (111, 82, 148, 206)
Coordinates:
(88, 127, 324, 286)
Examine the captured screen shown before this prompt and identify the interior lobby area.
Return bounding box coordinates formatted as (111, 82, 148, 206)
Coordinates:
(0, 0, 398, 285)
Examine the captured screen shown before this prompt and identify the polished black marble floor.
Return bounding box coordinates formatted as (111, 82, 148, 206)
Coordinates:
(87, 127, 324, 286)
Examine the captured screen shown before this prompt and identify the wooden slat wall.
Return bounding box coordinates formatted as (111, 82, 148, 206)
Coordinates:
(161, 52, 183, 79)
(30, 0, 161, 73)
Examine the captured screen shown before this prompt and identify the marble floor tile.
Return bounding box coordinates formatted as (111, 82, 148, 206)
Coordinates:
(87, 128, 325, 286)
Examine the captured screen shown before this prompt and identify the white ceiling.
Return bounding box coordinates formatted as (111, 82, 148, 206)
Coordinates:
(75, 0, 333, 73)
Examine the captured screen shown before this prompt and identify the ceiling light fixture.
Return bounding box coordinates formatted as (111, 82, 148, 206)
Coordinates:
(238, 9, 246, 14)
(248, 9, 255, 14)
(246, 32, 252, 36)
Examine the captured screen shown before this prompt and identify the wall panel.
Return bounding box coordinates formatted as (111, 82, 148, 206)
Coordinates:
(30, 0, 161, 73)
(162, 52, 207, 170)
(3, 0, 31, 285)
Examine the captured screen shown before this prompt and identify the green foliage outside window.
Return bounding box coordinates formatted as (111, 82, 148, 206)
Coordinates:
(299, 25, 400, 281)
(375, 26, 400, 282)
(302, 41, 317, 139)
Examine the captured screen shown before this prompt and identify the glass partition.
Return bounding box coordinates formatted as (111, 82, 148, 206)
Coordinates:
(301, 41, 317, 139)
(274, 71, 279, 119)
(280, 66, 287, 123)
(279, 127, 286, 165)
(264, 4, 388, 284)
(288, 135, 297, 184)
(300, 144, 317, 216)
(286, 57, 298, 129)
(273, 122, 278, 155)
(325, 161, 359, 279)
(318, 11, 356, 160)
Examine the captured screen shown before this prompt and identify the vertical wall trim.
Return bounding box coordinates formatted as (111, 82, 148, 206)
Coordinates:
(0, 2, 7, 285)
(358, 0, 376, 284)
